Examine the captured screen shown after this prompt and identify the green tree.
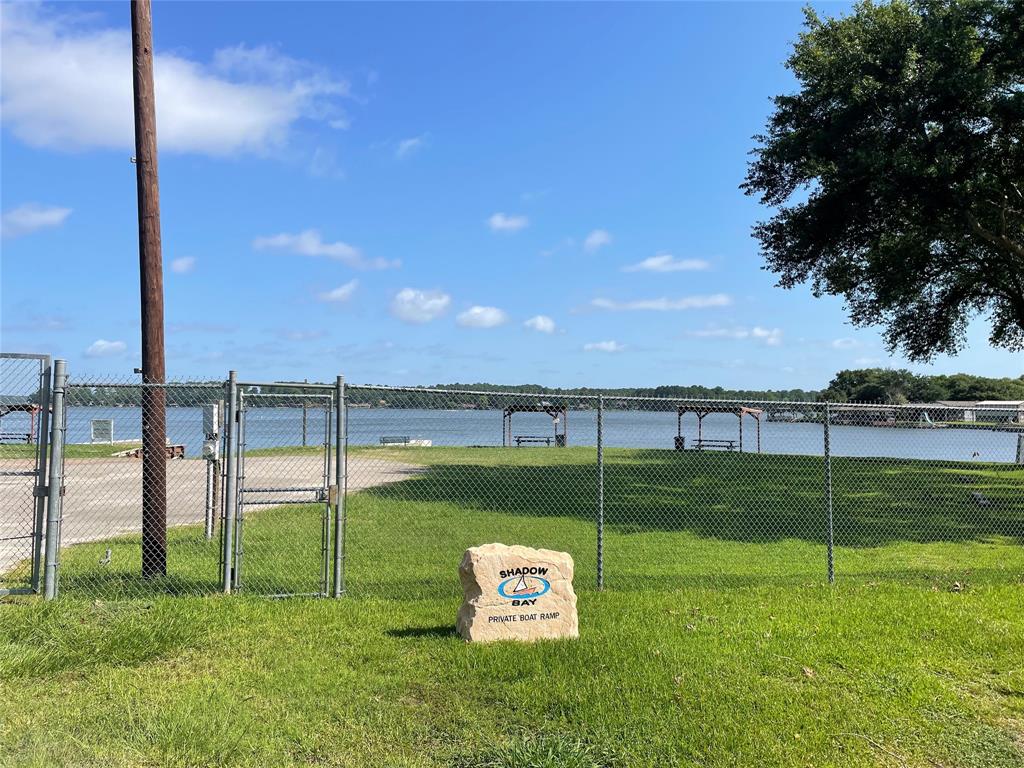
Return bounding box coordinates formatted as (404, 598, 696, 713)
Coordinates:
(743, 0, 1023, 360)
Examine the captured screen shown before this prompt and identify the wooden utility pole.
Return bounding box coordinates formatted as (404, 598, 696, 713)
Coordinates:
(131, 0, 168, 578)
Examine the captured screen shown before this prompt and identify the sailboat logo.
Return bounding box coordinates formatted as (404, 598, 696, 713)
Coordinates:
(497, 573, 550, 600)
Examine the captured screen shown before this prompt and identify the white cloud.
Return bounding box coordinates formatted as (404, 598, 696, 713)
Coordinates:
(1, 203, 71, 238)
(831, 337, 861, 350)
(524, 315, 556, 334)
(390, 288, 451, 324)
(583, 229, 612, 253)
(751, 326, 783, 346)
(590, 294, 732, 311)
(584, 340, 625, 353)
(623, 253, 710, 273)
(487, 213, 528, 232)
(854, 356, 883, 366)
(456, 306, 508, 329)
(253, 229, 399, 270)
(85, 339, 126, 358)
(170, 256, 196, 274)
(686, 325, 782, 346)
(0, 6, 351, 156)
(317, 280, 358, 303)
(395, 135, 426, 158)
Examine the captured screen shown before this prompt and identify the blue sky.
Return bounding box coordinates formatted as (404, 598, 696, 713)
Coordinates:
(2, 1, 1019, 389)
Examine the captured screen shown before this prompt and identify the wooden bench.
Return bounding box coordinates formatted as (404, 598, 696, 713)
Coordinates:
(380, 436, 411, 445)
(514, 435, 553, 447)
(694, 439, 738, 451)
(115, 444, 186, 459)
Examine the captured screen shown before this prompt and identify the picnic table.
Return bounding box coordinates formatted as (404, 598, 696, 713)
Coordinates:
(114, 444, 186, 459)
(693, 439, 738, 451)
(514, 435, 554, 447)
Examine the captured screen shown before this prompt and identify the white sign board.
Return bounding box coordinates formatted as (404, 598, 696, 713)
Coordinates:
(90, 419, 114, 444)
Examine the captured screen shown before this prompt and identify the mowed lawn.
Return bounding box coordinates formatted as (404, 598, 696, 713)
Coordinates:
(1, 447, 1022, 767)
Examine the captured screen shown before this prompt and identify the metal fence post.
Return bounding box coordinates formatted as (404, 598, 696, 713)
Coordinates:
(824, 401, 835, 584)
(333, 375, 347, 597)
(597, 394, 605, 590)
(43, 359, 67, 600)
(221, 371, 238, 593)
(31, 357, 53, 593)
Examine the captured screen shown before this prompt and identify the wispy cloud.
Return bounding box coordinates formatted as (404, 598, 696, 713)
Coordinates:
(456, 306, 508, 329)
(623, 253, 710, 273)
(170, 256, 196, 274)
(583, 229, 612, 253)
(686, 325, 782, 346)
(317, 279, 359, 303)
(307, 146, 345, 179)
(1, 315, 71, 333)
(168, 322, 235, 334)
(584, 340, 625, 353)
(395, 135, 426, 158)
(253, 229, 399, 270)
(831, 337, 861, 350)
(0, 6, 352, 155)
(524, 315, 556, 334)
(590, 294, 732, 312)
(276, 329, 327, 341)
(1, 203, 71, 238)
(487, 212, 528, 233)
(85, 339, 126, 358)
(390, 288, 451, 324)
(520, 189, 550, 202)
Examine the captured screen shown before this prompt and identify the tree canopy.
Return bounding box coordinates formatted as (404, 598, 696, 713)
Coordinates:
(821, 367, 1024, 402)
(743, 0, 1023, 360)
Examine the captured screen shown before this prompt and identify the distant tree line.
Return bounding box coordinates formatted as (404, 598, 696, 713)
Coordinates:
(821, 369, 1024, 404)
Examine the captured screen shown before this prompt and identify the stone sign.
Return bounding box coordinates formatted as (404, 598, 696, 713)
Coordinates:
(456, 543, 579, 643)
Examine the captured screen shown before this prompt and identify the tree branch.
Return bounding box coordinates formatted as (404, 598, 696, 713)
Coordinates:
(966, 211, 1024, 260)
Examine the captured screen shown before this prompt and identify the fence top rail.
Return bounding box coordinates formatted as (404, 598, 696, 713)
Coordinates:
(241, 392, 334, 400)
(236, 380, 339, 391)
(0, 352, 52, 362)
(68, 380, 225, 389)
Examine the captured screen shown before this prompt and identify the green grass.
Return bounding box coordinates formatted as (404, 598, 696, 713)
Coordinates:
(2, 447, 1022, 766)
(0, 442, 144, 459)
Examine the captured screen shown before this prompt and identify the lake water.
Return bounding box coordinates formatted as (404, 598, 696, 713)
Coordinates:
(41, 406, 1023, 464)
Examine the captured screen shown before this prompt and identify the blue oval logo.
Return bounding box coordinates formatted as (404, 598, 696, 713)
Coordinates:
(497, 575, 550, 600)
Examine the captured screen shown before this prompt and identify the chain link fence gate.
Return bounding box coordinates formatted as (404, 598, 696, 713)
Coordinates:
(0, 353, 52, 596)
(227, 381, 341, 597)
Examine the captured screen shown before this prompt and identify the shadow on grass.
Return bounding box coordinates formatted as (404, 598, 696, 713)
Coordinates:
(365, 450, 1024, 547)
(46, 450, 1024, 601)
(386, 624, 458, 639)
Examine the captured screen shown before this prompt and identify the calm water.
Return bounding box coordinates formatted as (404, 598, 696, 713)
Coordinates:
(40, 406, 1022, 464)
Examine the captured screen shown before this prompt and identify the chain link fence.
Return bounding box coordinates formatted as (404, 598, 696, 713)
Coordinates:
(2, 359, 1022, 601)
(0, 353, 51, 596)
(58, 376, 228, 598)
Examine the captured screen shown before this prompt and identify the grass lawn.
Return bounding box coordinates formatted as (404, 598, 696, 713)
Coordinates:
(1, 447, 1022, 766)
(0, 442, 141, 459)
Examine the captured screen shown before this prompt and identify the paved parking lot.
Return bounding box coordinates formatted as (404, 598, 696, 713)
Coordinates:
(0, 455, 421, 576)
